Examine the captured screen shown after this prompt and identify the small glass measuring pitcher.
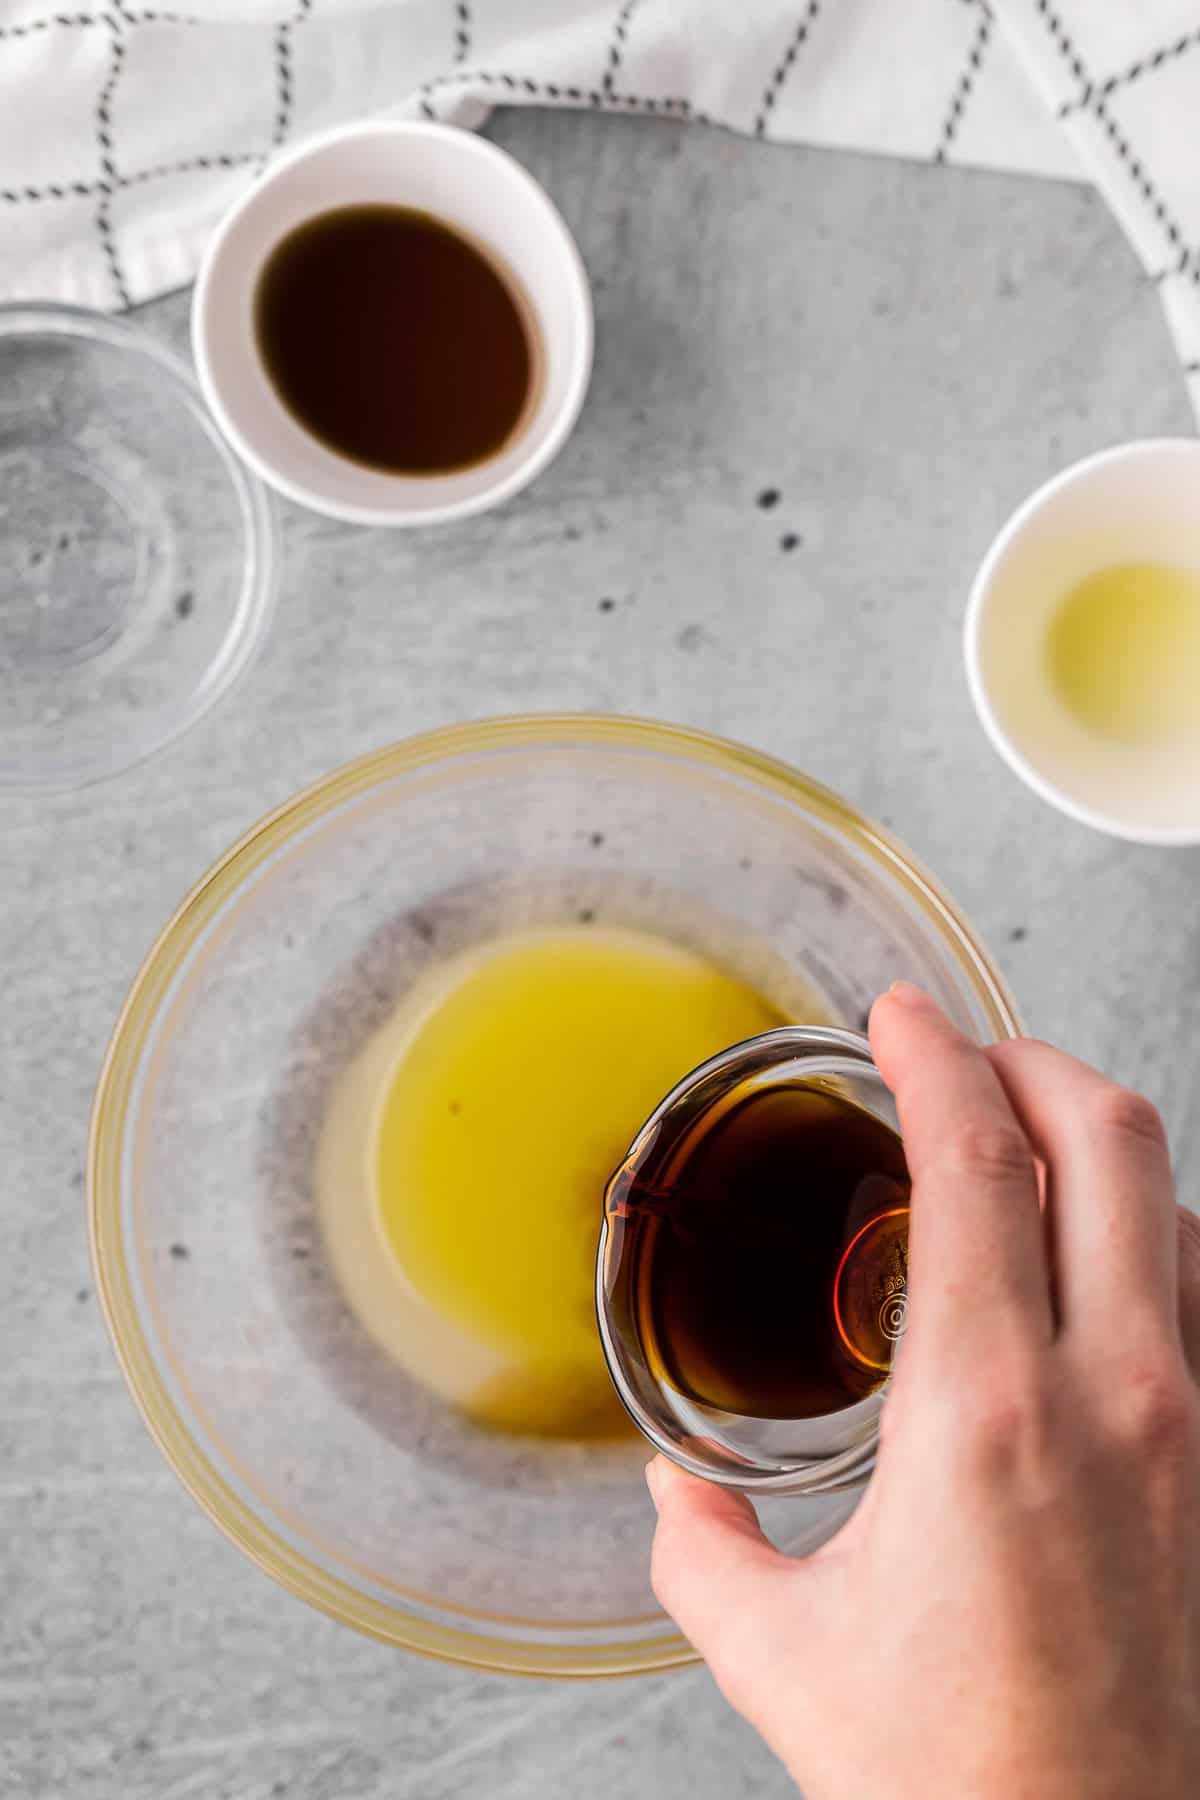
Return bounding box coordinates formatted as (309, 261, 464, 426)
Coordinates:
(597, 1027, 909, 1497)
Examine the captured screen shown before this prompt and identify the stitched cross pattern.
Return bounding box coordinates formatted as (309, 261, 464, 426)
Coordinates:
(0, 0, 1196, 419)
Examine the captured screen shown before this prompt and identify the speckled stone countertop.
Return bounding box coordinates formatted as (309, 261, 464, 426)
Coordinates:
(2, 109, 1195, 1800)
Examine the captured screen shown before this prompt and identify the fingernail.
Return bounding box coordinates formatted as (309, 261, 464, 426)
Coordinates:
(645, 1456, 667, 1511)
(886, 980, 933, 1010)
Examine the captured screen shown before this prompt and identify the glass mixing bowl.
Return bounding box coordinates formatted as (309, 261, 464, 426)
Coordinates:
(89, 716, 1019, 1676)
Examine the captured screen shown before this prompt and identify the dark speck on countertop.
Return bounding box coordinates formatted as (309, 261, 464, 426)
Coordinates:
(169, 1242, 189, 1260)
(675, 622, 708, 654)
(756, 488, 780, 510)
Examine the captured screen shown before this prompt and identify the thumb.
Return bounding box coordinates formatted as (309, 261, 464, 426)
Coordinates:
(647, 1457, 798, 1680)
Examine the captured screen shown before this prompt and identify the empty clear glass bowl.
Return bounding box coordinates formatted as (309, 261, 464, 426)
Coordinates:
(0, 303, 276, 790)
(89, 716, 1018, 1675)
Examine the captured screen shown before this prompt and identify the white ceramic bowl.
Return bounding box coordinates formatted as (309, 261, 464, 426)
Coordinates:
(964, 439, 1200, 845)
(192, 121, 593, 526)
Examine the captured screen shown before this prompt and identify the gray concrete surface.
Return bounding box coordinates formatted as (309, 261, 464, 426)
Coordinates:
(3, 108, 1197, 1799)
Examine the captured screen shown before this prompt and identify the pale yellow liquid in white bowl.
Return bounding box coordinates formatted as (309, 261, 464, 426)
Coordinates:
(317, 925, 803, 1437)
(1047, 560, 1200, 746)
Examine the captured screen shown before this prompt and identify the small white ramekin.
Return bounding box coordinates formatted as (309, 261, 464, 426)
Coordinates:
(964, 438, 1200, 846)
(192, 120, 593, 527)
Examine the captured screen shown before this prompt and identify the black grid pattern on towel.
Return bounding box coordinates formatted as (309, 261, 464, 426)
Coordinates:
(935, 1, 993, 163)
(2, 0, 1199, 336)
(0, 0, 313, 303)
(1033, 0, 1200, 291)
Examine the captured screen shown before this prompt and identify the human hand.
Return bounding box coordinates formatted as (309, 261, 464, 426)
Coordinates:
(647, 984, 1200, 1799)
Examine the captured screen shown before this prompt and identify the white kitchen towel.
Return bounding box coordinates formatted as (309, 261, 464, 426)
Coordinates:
(1, 1, 1197, 415)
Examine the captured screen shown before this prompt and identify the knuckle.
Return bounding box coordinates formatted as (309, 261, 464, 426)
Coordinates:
(1113, 1357, 1195, 1458)
(943, 1122, 1031, 1187)
(1091, 1087, 1167, 1158)
(954, 1360, 1054, 1473)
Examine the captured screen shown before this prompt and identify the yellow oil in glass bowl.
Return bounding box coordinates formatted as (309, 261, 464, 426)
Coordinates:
(318, 924, 804, 1437)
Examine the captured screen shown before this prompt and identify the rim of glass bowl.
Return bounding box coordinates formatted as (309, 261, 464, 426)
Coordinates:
(88, 714, 1021, 1677)
(0, 301, 278, 792)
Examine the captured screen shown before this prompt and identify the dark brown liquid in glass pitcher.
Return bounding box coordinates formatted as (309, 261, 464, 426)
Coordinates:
(610, 1084, 910, 1420)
